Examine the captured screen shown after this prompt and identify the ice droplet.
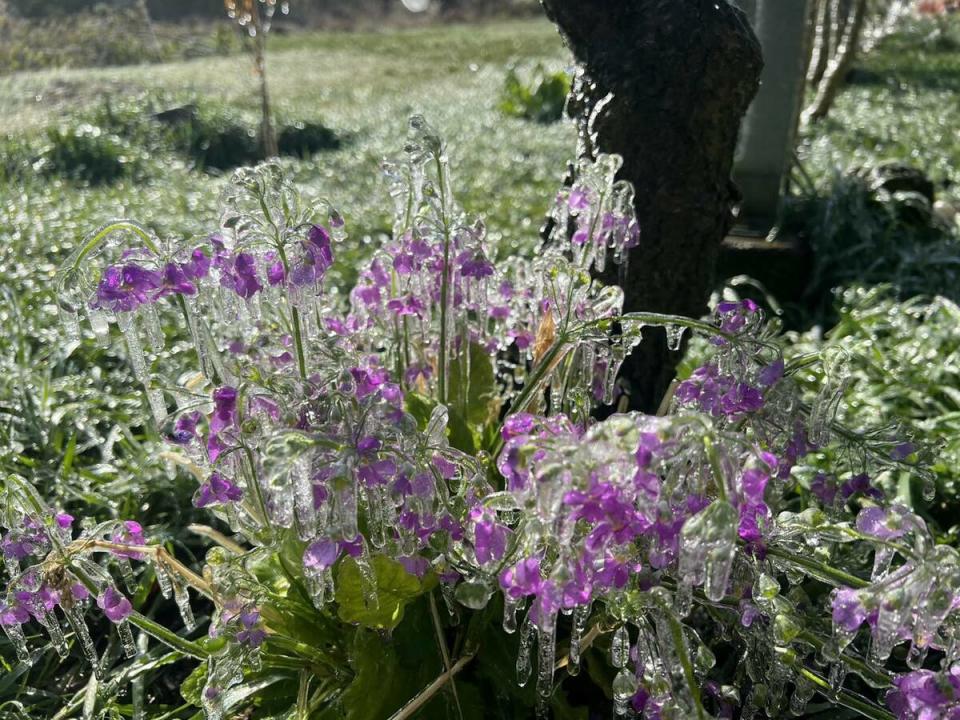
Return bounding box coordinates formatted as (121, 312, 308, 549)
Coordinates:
(612, 669, 639, 716)
(665, 324, 685, 352)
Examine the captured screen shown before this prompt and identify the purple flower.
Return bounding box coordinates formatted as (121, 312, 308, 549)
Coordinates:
(303, 538, 339, 570)
(432, 454, 458, 479)
(170, 411, 202, 445)
(111, 521, 145, 559)
(842, 473, 884, 501)
(92, 264, 161, 312)
(810, 473, 838, 505)
(832, 587, 867, 633)
(758, 358, 784, 387)
(219, 252, 262, 299)
(458, 251, 494, 280)
(194, 473, 243, 508)
(349, 367, 388, 400)
(386, 294, 425, 317)
(720, 382, 764, 415)
(856, 505, 910, 540)
(501, 413, 535, 440)
(154, 262, 197, 300)
(0, 600, 30, 626)
(97, 587, 133, 623)
(740, 468, 768, 505)
(398, 556, 430, 578)
(887, 666, 960, 719)
(470, 508, 510, 565)
(891, 442, 916, 462)
(358, 459, 398, 487)
(182, 247, 210, 280)
(210, 386, 237, 435)
(500, 556, 543, 599)
(568, 188, 589, 211)
(235, 609, 266, 648)
(288, 225, 334, 287)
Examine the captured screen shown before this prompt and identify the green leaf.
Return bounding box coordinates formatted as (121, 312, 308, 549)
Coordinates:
(336, 555, 424, 629)
(448, 341, 498, 426)
(180, 663, 208, 707)
(405, 391, 438, 432)
(448, 408, 478, 454)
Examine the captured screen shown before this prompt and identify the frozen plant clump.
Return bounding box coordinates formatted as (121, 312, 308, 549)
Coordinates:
(1, 116, 954, 720)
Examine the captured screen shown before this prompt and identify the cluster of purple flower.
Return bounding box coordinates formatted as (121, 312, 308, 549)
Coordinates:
(11, 118, 949, 720)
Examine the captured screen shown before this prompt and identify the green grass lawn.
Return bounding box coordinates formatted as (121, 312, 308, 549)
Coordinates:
(0, 19, 573, 290)
(799, 17, 960, 205)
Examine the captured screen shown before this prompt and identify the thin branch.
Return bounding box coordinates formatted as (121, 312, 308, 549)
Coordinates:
(387, 653, 475, 720)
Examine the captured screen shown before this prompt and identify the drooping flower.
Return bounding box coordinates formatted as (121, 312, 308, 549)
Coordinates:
(97, 587, 133, 623)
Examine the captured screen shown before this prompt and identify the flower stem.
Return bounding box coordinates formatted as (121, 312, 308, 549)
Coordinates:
(492, 337, 570, 458)
(435, 154, 452, 406)
(766, 546, 870, 589)
(650, 593, 707, 720)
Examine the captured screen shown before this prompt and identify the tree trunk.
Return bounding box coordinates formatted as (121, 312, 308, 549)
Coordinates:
(540, 0, 763, 413)
(803, 0, 868, 124)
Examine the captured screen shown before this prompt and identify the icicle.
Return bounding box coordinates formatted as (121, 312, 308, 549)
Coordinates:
(536, 620, 557, 699)
(440, 582, 460, 626)
(141, 305, 164, 351)
(827, 662, 847, 701)
(517, 610, 534, 687)
(872, 546, 894, 581)
(306, 566, 334, 608)
(117, 557, 138, 594)
(790, 676, 815, 715)
(568, 603, 589, 676)
(611, 624, 630, 669)
(2, 622, 30, 664)
(502, 596, 519, 634)
(173, 581, 196, 632)
(39, 610, 69, 659)
(674, 582, 693, 619)
(63, 604, 101, 678)
(117, 619, 137, 658)
(333, 476, 359, 541)
(612, 669, 639, 717)
(117, 312, 166, 423)
(292, 455, 316, 541)
(87, 307, 111, 347)
(154, 563, 174, 599)
(354, 546, 379, 611)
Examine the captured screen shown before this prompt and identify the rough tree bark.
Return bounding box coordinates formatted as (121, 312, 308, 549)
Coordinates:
(539, 0, 763, 413)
